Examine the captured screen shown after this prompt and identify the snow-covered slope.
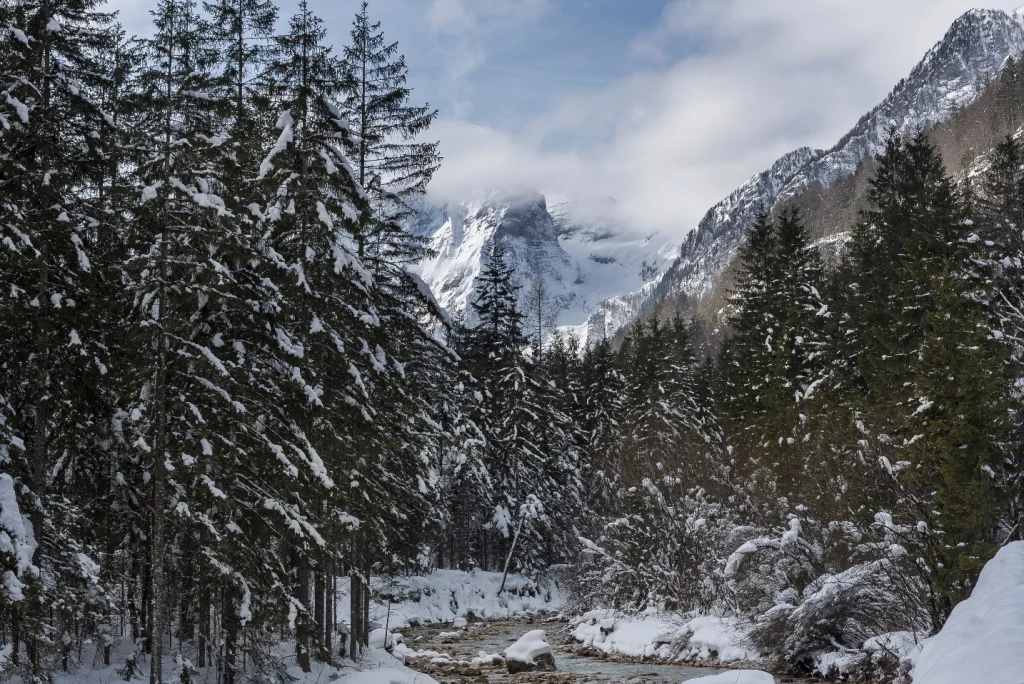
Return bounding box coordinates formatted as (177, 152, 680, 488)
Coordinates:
(590, 7, 1024, 335)
(909, 541, 1024, 684)
(412, 191, 676, 340)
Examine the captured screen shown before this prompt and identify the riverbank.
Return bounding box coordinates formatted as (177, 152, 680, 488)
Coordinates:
(393, 619, 744, 684)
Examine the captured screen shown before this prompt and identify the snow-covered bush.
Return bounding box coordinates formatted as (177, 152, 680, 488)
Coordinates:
(725, 514, 929, 676)
(573, 479, 731, 612)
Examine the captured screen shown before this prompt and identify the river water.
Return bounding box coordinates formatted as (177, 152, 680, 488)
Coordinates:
(398, 620, 769, 683)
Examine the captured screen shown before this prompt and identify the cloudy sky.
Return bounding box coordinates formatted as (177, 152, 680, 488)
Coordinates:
(112, 0, 1023, 238)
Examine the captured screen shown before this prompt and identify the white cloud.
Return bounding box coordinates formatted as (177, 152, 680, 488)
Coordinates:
(429, 0, 1023, 238)
(426, 0, 550, 101)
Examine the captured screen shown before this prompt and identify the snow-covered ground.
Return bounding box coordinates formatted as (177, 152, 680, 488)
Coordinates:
(909, 541, 1024, 684)
(18, 638, 437, 684)
(570, 609, 757, 664)
(688, 672, 775, 684)
(338, 569, 566, 630)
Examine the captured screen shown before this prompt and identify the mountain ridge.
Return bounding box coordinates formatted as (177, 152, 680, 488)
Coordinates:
(412, 8, 1024, 345)
(604, 7, 1024, 337)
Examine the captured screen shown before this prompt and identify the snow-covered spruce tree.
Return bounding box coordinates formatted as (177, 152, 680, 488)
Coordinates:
(838, 130, 1012, 624)
(575, 315, 727, 612)
(577, 337, 626, 522)
(340, 0, 439, 262)
(720, 208, 829, 504)
(426, 328, 490, 571)
(261, 2, 440, 661)
(458, 242, 553, 574)
(527, 340, 585, 566)
(979, 135, 1024, 547)
(338, 0, 457, 583)
(617, 318, 720, 486)
(124, 2, 338, 680)
(205, 0, 277, 215)
(0, 0, 119, 675)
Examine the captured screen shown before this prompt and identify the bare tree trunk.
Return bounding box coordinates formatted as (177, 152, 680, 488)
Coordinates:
(362, 558, 370, 650)
(325, 568, 333, 661)
(222, 591, 238, 684)
(198, 560, 209, 668)
(314, 569, 325, 660)
(349, 536, 362, 660)
(296, 556, 311, 672)
(11, 608, 19, 666)
(498, 517, 527, 594)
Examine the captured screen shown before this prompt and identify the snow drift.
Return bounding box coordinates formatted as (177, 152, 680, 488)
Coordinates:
(911, 541, 1024, 684)
(688, 672, 775, 684)
(571, 609, 757, 663)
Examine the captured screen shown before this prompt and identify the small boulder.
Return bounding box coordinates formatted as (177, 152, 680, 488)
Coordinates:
(453, 617, 468, 629)
(505, 629, 556, 674)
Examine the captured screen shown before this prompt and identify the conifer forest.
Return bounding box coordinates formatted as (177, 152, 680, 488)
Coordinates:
(1, 2, 1024, 684)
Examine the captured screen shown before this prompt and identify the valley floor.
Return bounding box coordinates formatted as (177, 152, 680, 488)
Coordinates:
(22, 547, 1024, 684)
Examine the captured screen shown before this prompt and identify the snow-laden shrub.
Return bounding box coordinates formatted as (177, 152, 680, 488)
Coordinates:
(573, 479, 732, 612)
(725, 514, 929, 677)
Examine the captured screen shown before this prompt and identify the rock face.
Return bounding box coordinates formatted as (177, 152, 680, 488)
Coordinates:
(505, 629, 557, 674)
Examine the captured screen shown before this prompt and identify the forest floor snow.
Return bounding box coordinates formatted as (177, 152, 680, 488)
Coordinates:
(29, 638, 438, 684)
(337, 568, 566, 630)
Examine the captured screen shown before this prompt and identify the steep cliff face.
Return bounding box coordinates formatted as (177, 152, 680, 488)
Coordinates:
(411, 191, 676, 335)
(584, 7, 1024, 338)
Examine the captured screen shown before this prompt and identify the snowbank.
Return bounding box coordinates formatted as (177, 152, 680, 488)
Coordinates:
(33, 636, 436, 684)
(688, 672, 775, 684)
(570, 609, 757, 663)
(341, 568, 564, 628)
(911, 541, 1024, 684)
(505, 630, 551, 664)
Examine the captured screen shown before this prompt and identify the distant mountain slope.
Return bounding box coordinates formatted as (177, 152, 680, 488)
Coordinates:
(593, 7, 1024, 338)
(412, 9, 1024, 345)
(411, 191, 677, 336)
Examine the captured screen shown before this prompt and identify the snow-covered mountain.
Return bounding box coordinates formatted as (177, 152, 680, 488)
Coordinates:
(594, 8, 1024, 335)
(413, 9, 1024, 343)
(411, 191, 677, 340)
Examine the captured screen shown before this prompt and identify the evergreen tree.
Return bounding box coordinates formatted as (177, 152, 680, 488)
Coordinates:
(720, 211, 778, 441)
(0, 0, 117, 675)
(980, 135, 1024, 547)
(578, 338, 626, 519)
(341, 0, 440, 262)
(841, 130, 1012, 622)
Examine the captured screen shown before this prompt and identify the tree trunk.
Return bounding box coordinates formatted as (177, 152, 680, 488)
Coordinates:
(325, 568, 333, 661)
(314, 569, 325, 660)
(498, 517, 527, 594)
(349, 535, 362, 660)
(198, 560, 210, 668)
(296, 556, 311, 672)
(222, 591, 238, 684)
(361, 558, 370, 649)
